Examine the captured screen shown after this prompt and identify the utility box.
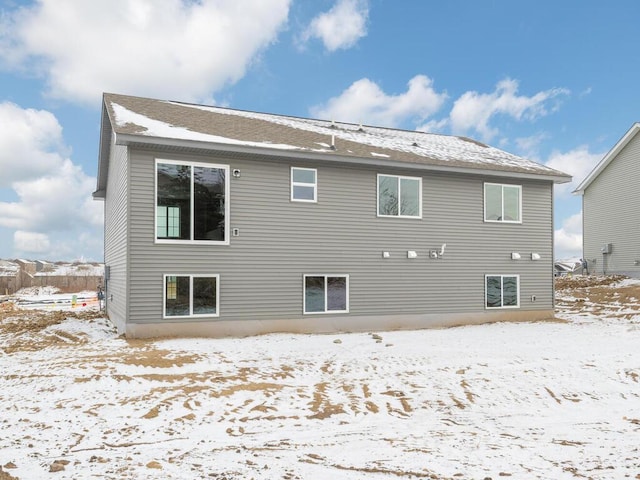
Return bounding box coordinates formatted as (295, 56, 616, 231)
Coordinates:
(601, 243, 613, 254)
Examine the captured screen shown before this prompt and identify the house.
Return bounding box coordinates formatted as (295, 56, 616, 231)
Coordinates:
(554, 259, 584, 277)
(574, 123, 640, 277)
(0, 259, 104, 295)
(93, 93, 571, 338)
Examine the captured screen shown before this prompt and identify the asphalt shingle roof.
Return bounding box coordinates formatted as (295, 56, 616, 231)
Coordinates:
(101, 93, 571, 183)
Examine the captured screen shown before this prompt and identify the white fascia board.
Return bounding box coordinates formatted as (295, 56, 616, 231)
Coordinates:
(115, 133, 572, 184)
(573, 122, 640, 195)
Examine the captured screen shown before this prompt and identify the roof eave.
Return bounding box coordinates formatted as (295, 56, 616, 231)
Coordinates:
(115, 133, 572, 184)
(94, 96, 113, 200)
(573, 122, 640, 195)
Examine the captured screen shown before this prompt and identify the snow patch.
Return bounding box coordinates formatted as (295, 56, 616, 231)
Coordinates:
(169, 101, 562, 174)
(112, 103, 301, 151)
(2, 278, 638, 479)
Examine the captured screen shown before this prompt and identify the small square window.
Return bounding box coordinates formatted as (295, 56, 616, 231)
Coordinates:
(377, 174, 422, 218)
(303, 274, 349, 314)
(484, 183, 522, 223)
(291, 167, 317, 202)
(163, 274, 219, 318)
(485, 275, 520, 309)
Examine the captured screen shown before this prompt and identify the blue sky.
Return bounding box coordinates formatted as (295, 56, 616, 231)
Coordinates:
(1, 0, 639, 261)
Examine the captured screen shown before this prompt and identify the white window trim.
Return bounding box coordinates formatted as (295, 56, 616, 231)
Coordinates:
(485, 274, 520, 309)
(303, 274, 350, 315)
(162, 274, 220, 319)
(377, 174, 423, 219)
(483, 182, 522, 224)
(155, 158, 230, 245)
(291, 167, 317, 203)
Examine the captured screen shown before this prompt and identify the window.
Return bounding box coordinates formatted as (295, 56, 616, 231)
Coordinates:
(377, 174, 421, 218)
(303, 274, 349, 314)
(484, 183, 521, 223)
(157, 206, 180, 238)
(485, 275, 519, 308)
(291, 167, 317, 202)
(166, 275, 178, 300)
(163, 274, 219, 318)
(156, 160, 229, 243)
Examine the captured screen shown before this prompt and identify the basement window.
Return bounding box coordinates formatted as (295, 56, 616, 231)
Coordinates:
(304, 274, 349, 314)
(485, 274, 519, 309)
(163, 274, 219, 318)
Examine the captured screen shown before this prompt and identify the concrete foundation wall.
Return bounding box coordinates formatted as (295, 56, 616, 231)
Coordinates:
(126, 309, 557, 339)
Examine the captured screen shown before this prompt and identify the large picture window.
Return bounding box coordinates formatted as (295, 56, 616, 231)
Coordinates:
(304, 274, 349, 314)
(377, 174, 421, 218)
(291, 167, 317, 202)
(156, 160, 229, 243)
(484, 183, 521, 223)
(485, 275, 519, 309)
(163, 274, 219, 318)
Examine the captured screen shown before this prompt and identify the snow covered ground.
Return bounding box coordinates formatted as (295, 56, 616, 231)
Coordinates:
(4, 287, 101, 310)
(0, 276, 639, 480)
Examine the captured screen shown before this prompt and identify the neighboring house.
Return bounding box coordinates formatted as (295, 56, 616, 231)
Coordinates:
(93, 93, 571, 338)
(0, 259, 104, 294)
(574, 123, 640, 277)
(554, 259, 584, 277)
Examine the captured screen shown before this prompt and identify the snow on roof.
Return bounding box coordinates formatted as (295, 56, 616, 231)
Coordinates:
(112, 103, 301, 151)
(34, 263, 104, 277)
(0, 260, 19, 276)
(103, 93, 571, 182)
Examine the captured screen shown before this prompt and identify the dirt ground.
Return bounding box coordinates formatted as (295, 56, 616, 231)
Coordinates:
(0, 305, 105, 354)
(1, 276, 639, 479)
(555, 274, 640, 319)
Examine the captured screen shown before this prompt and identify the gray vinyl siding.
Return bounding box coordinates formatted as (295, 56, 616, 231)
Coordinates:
(103, 140, 129, 332)
(124, 147, 554, 325)
(583, 133, 640, 276)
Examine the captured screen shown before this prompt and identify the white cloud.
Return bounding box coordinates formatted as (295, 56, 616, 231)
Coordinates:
(3, 159, 103, 231)
(514, 132, 549, 158)
(579, 87, 592, 97)
(14, 231, 50, 254)
(311, 75, 447, 128)
(554, 212, 583, 260)
(416, 118, 448, 134)
(0, 0, 291, 104)
(0, 102, 68, 187)
(0, 103, 102, 260)
(449, 78, 569, 141)
(300, 0, 368, 51)
(545, 146, 604, 196)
